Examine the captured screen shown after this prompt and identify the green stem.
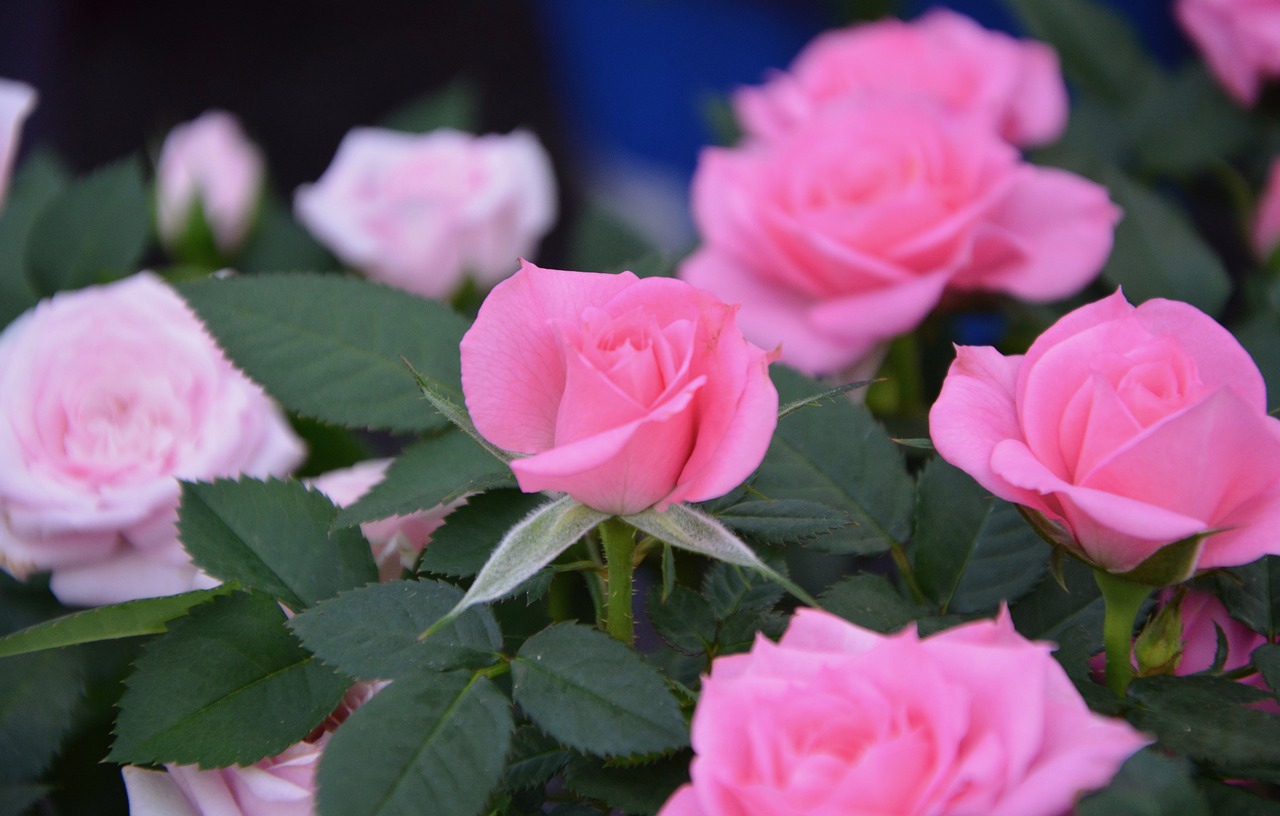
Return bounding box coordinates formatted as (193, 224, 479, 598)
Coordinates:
(1095, 570, 1154, 697)
(600, 517, 637, 646)
(889, 541, 927, 606)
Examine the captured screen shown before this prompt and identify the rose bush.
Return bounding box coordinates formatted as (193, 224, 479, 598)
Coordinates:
(734, 8, 1067, 147)
(156, 110, 264, 255)
(659, 608, 1148, 816)
(460, 260, 778, 515)
(930, 290, 1280, 580)
(0, 273, 304, 605)
(1176, 0, 1280, 106)
(0, 77, 36, 211)
(680, 100, 1118, 375)
(294, 127, 556, 299)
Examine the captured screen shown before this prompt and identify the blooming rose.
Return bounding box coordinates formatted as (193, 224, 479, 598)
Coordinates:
(294, 127, 556, 299)
(460, 261, 778, 516)
(734, 9, 1067, 147)
(1176, 0, 1280, 106)
(1254, 158, 1280, 260)
(0, 77, 36, 211)
(156, 110, 264, 255)
(680, 100, 1119, 376)
(0, 273, 305, 605)
(930, 290, 1280, 580)
(308, 459, 454, 582)
(123, 682, 381, 816)
(660, 608, 1148, 816)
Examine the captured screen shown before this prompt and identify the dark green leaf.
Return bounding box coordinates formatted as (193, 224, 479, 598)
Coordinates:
(0, 649, 83, 783)
(177, 273, 470, 432)
(1076, 749, 1208, 816)
(819, 574, 925, 634)
(713, 499, 851, 546)
(503, 725, 570, 791)
(1253, 644, 1280, 701)
(380, 80, 480, 133)
(715, 608, 788, 653)
(178, 478, 377, 611)
(0, 152, 69, 327)
(647, 586, 716, 656)
(290, 579, 501, 680)
(0, 783, 47, 816)
(1010, 556, 1105, 650)
(110, 591, 350, 767)
(563, 753, 691, 816)
(235, 197, 336, 274)
(1199, 780, 1280, 814)
(0, 585, 233, 657)
(912, 459, 1049, 613)
(1100, 168, 1231, 316)
(1131, 65, 1255, 175)
(512, 623, 688, 757)
(752, 366, 913, 555)
(1216, 556, 1280, 639)
(418, 489, 547, 578)
(333, 430, 513, 529)
(1236, 317, 1280, 414)
(25, 156, 149, 296)
(316, 671, 512, 816)
(567, 202, 655, 272)
(701, 561, 784, 620)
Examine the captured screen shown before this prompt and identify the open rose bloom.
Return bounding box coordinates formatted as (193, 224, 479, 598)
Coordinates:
(1177, 0, 1280, 106)
(734, 8, 1068, 147)
(930, 290, 1280, 580)
(0, 273, 304, 605)
(660, 608, 1149, 816)
(460, 261, 778, 515)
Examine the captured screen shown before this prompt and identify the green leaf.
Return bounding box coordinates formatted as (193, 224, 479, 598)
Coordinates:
(568, 202, 655, 272)
(1100, 168, 1231, 316)
(1199, 780, 1280, 814)
(512, 623, 688, 756)
(775, 379, 876, 419)
(380, 79, 481, 133)
(177, 273, 470, 432)
(1076, 749, 1209, 816)
(333, 430, 513, 530)
(235, 196, 336, 274)
(0, 585, 233, 658)
(0, 649, 83, 783)
(626, 503, 816, 607)
(712, 499, 851, 546)
(1215, 556, 1280, 639)
(1130, 65, 1256, 175)
(110, 591, 350, 767)
(819, 574, 925, 634)
(290, 580, 501, 680)
(418, 489, 547, 578)
(1253, 644, 1280, 700)
(646, 585, 717, 656)
(178, 478, 378, 611)
(0, 783, 47, 816)
(316, 670, 513, 816)
(715, 608, 789, 653)
(503, 725, 570, 791)
(912, 459, 1050, 614)
(405, 361, 521, 463)
(701, 561, 784, 620)
(751, 366, 914, 555)
(1010, 556, 1105, 649)
(0, 152, 70, 327)
(25, 156, 149, 296)
(563, 753, 691, 816)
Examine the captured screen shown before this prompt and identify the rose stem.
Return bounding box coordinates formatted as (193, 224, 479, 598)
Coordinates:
(1094, 570, 1153, 696)
(600, 517, 637, 646)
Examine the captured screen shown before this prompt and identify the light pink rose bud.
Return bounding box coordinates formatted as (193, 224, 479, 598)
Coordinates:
(308, 459, 455, 582)
(461, 261, 778, 516)
(294, 127, 557, 299)
(734, 9, 1068, 147)
(660, 608, 1149, 816)
(680, 99, 1119, 376)
(1254, 158, 1280, 260)
(156, 111, 265, 255)
(0, 77, 37, 212)
(123, 682, 383, 816)
(0, 273, 305, 606)
(930, 290, 1280, 582)
(1177, 0, 1280, 106)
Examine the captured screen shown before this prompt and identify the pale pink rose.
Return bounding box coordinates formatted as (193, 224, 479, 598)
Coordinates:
(1176, 0, 1280, 106)
(124, 682, 382, 816)
(1254, 158, 1280, 259)
(930, 290, 1280, 579)
(0, 77, 36, 212)
(735, 9, 1067, 147)
(680, 100, 1119, 376)
(308, 459, 454, 582)
(460, 261, 778, 516)
(294, 127, 556, 299)
(0, 273, 305, 606)
(660, 608, 1149, 816)
(156, 110, 264, 255)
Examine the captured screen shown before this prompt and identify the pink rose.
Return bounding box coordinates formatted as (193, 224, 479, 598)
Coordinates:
(734, 9, 1067, 147)
(460, 261, 778, 516)
(294, 127, 556, 299)
(1176, 0, 1280, 106)
(1254, 158, 1280, 259)
(930, 290, 1280, 579)
(680, 100, 1119, 376)
(123, 682, 381, 816)
(0, 273, 305, 606)
(308, 459, 454, 582)
(0, 77, 36, 212)
(156, 110, 265, 255)
(1170, 590, 1269, 680)
(660, 608, 1149, 816)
